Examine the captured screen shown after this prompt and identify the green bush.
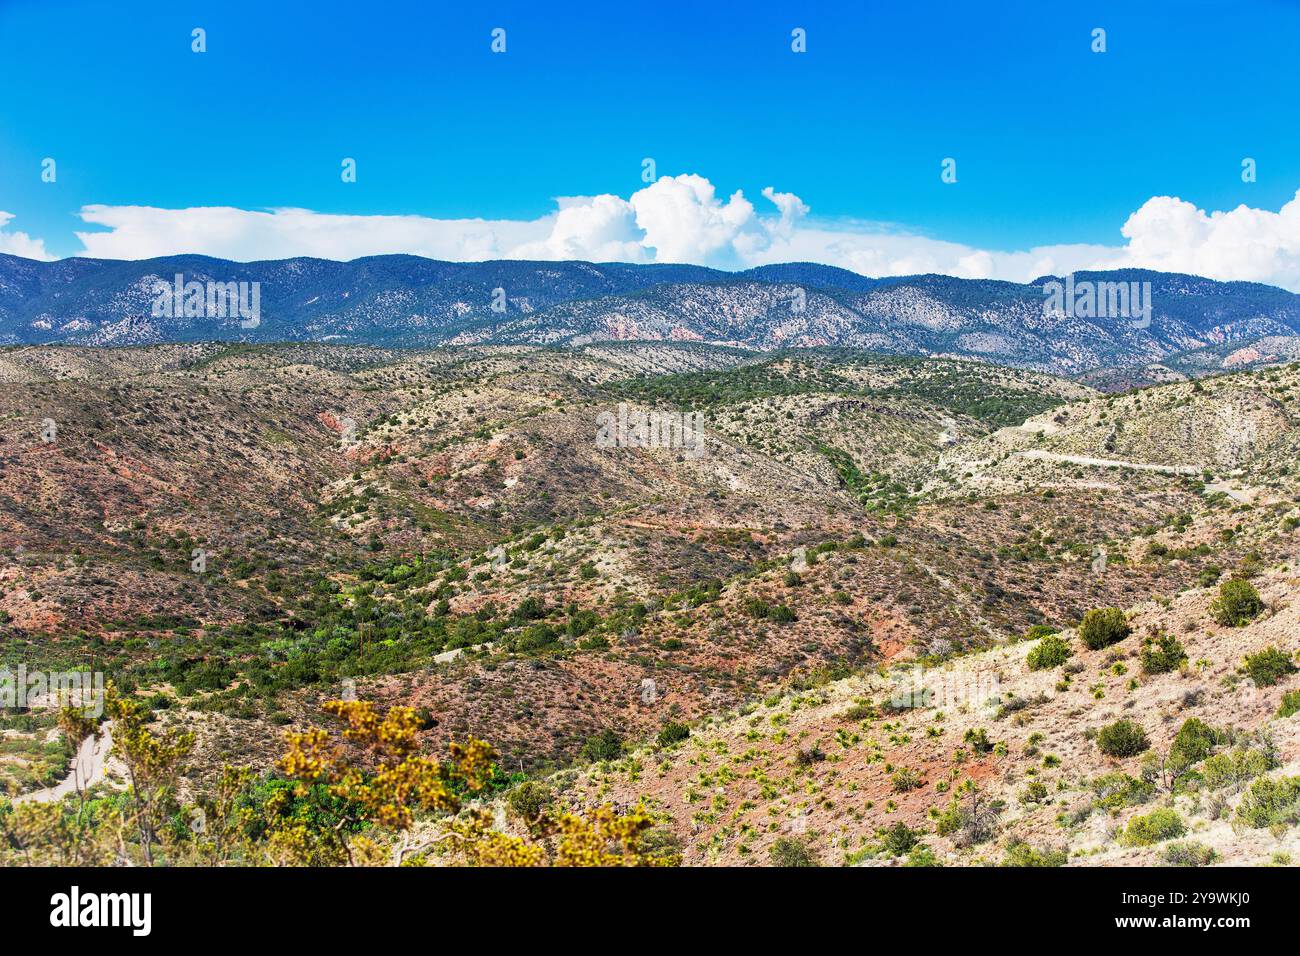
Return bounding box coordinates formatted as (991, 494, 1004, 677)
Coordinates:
(891, 767, 922, 792)
(656, 721, 690, 748)
(565, 609, 599, 638)
(1241, 646, 1297, 687)
(768, 604, 797, 624)
(1002, 840, 1067, 867)
(1019, 781, 1049, 805)
(505, 781, 554, 823)
(513, 623, 559, 653)
(1197, 565, 1223, 588)
(1089, 772, 1154, 812)
(903, 845, 942, 867)
(1024, 624, 1059, 641)
(878, 822, 921, 856)
(1162, 841, 1218, 866)
(769, 837, 817, 867)
(1027, 635, 1072, 670)
(1278, 690, 1300, 718)
(1079, 608, 1131, 650)
(1169, 718, 1220, 766)
(1211, 579, 1263, 627)
(579, 729, 624, 762)
(1121, 807, 1185, 846)
(1201, 744, 1278, 790)
(1234, 776, 1300, 829)
(1139, 631, 1187, 674)
(1096, 719, 1149, 758)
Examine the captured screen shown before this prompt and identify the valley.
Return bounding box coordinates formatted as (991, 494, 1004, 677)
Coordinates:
(2, 340, 1298, 866)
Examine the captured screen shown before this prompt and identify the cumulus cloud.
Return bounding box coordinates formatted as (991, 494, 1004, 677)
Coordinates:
(0, 212, 54, 260)
(629, 174, 759, 265)
(1103, 192, 1300, 291)
(510, 195, 646, 262)
(34, 179, 1300, 292)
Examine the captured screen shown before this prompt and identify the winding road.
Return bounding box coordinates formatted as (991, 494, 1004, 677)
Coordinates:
(12, 722, 115, 805)
(1012, 449, 1257, 502)
(1012, 449, 1202, 476)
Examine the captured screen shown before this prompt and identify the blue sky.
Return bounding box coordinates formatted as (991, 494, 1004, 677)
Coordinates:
(2, 0, 1300, 287)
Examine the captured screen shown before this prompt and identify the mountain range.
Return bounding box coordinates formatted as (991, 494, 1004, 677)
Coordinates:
(4, 253, 1300, 377)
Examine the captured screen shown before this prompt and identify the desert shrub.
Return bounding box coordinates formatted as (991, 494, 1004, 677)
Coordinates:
(506, 781, 554, 824)
(513, 596, 547, 621)
(1169, 718, 1221, 766)
(841, 702, 876, 721)
(768, 604, 797, 624)
(1201, 743, 1278, 791)
(891, 767, 922, 792)
(579, 729, 624, 762)
(1278, 690, 1300, 718)
(1090, 772, 1154, 812)
(1241, 646, 1297, 687)
(963, 728, 994, 754)
(1002, 839, 1067, 867)
(1019, 781, 1049, 805)
(1027, 635, 1072, 671)
(903, 845, 942, 867)
(1024, 624, 1058, 641)
(935, 784, 1003, 847)
(878, 822, 921, 856)
(1097, 720, 1149, 758)
(1121, 807, 1185, 846)
(1079, 608, 1131, 650)
(1234, 776, 1300, 829)
(1139, 631, 1187, 674)
(656, 721, 690, 748)
(565, 609, 599, 638)
(794, 745, 826, 767)
(1162, 841, 1218, 866)
(513, 623, 558, 653)
(769, 837, 817, 867)
(1211, 579, 1263, 627)
(884, 688, 932, 712)
(995, 692, 1048, 720)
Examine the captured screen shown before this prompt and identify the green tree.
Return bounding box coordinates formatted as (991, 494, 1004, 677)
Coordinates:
(1079, 608, 1131, 650)
(1096, 719, 1149, 758)
(1211, 579, 1263, 627)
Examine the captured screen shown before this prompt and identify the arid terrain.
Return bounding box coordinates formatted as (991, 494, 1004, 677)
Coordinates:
(2, 341, 1298, 866)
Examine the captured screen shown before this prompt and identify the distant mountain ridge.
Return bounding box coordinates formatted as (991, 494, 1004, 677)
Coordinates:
(3, 253, 1299, 375)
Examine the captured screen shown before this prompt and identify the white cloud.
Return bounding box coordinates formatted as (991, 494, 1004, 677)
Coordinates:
(628, 173, 758, 265)
(32, 179, 1300, 292)
(73, 204, 546, 262)
(760, 186, 809, 236)
(510, 195, 646, 262)
(0, 212, 54, 260)
(1104, 192, 1300, 291)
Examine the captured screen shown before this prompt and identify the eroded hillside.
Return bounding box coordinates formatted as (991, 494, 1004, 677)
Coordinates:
(1, 342, 1297, 869)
